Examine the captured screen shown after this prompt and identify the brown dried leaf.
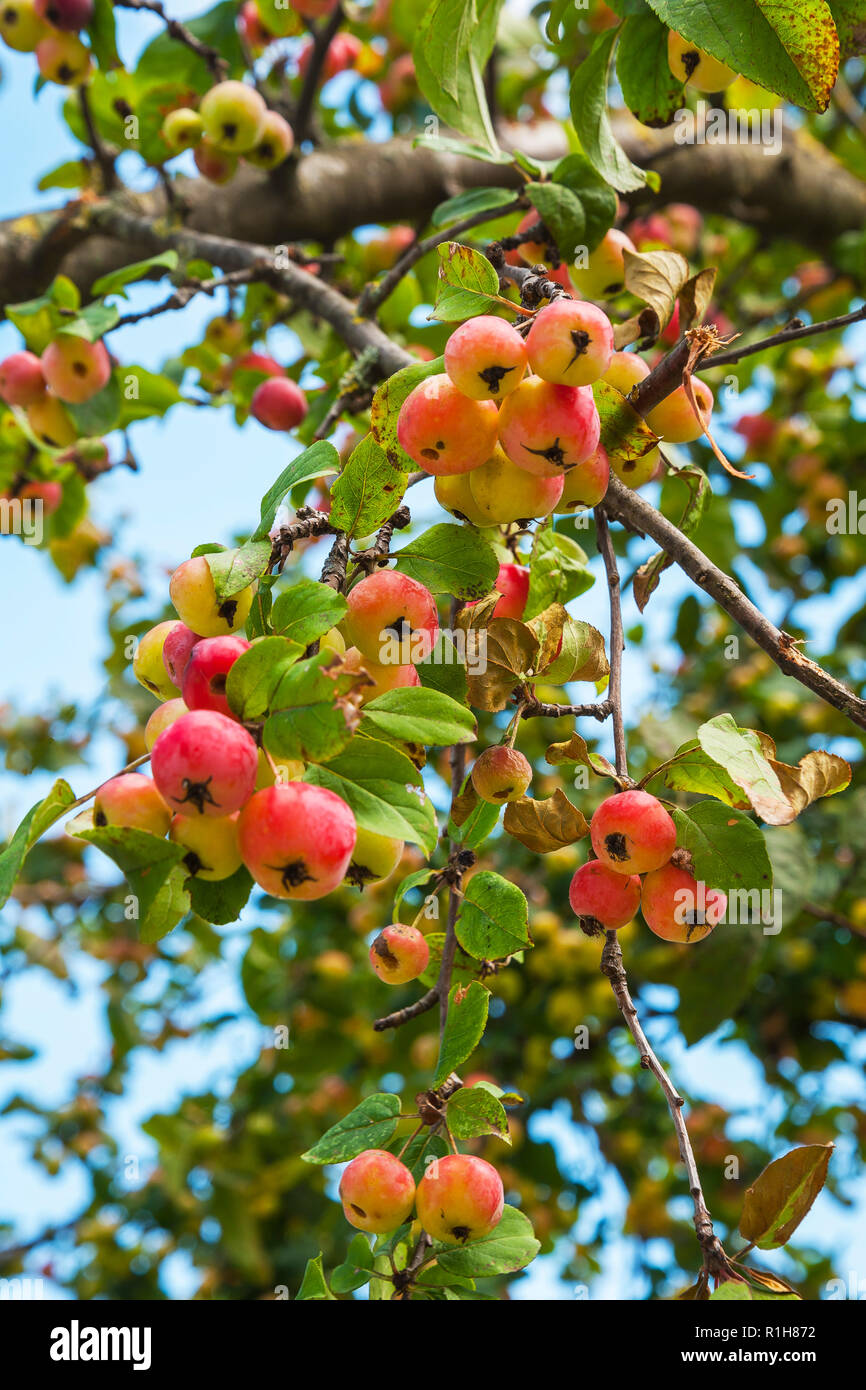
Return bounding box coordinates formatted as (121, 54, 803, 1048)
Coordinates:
(571, 622, 610, 682)
(623, 248, 690, 329)
(503, 789, 589, 853)
(466, 618, 540, 712)
(545, 733, 619, 781)
(739, 1144, 833, 1250)
(527, 602, 568, 675)
(678, 268, 717, 332)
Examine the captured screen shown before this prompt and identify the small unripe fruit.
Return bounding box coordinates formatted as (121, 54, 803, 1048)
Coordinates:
(250, 376, 307, 431)
(245, 110, 294, 169)
(571, 228, 635, 300)
(604, 350, 649, 397)
(181, 634, 250, 718)
(471, 745, 532, 803)
(0, 0, 50, 51)
(93, 773, 170, 836)
(610, 445, 660, 490)
(170, 555, 256, 638)
(416, 1153, 504, 1244)
(646, 378, 713, 444)
(369, 922, 429, 983)
(490, 561, 529, 620)
(319, 626, 345, 655)
(42, 336, 110, 405)
(144, 697, 188, 752)
(133, 621, 182, 701)
(526, 299, 614, 387)
(345, 826, 404, 887)
(434, 471, 491, 527)
(554, 443, 610, 513)
(199, 79, 266, 153)
(641, 862, 727, 943)
(161, 107, 204, 153)
(498, 376, 600, 478)
(590, 790, 677, 875)
(343, 568, 438, 664)
(26, 393, 77, 448)
(397, 374, 499, 476)
(151, 710, 258, 817)
(35, 0, 92, 30)
(170, 812, 242, 881)
(254, 747, 305, 789)
(667, 31, 735, 92)
(569, 859, 641, 931)
(443, 315, 528, 401)
(0, 351, 45, 407)
(36, 31, 91, 84)
(468, 447, 563, 524)
(162, 622, 200, 688)
(193, 140, 239, 184)
(339, 1149, 416, 1234)
(237, 782, 356, 899)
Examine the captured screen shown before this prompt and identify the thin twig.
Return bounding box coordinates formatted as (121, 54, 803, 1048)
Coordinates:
(595, 507, 628, 781)
(114, 0, 228, 79)
(359, 198, 524, 317)
(600, 932, 729, 1280)
(292, 4, 345, 147)
(78, 86, 116, 192)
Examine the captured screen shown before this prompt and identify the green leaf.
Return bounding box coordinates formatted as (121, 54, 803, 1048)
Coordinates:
(413, 0, 505, 152)
(697, 713, 789, 824)
(91, 251, 179, 299)
(525, 183, 586, 261)
(525, 524, 594, 619)
(361, 686, 477, 747)
(456, 871, 531, 959)
(187, 866, 254, 926)
(447, 776, 502, 850)
(592, 378, 660, 476)
(431, 241, 503, 321)
(305, 737, 438, 855)
(67, 373, 122, 438)
(418, 933, 479, 990)
(434, 980, 490, 1084)
(552, 154, 621, 251)
(72, 822, 190, 942)
(37, 159, 91, 192)
(331, 1234, 375, 1293)
(57, 300, 119, 342)
(434, 1205, 539, 1277)
(135, 0, 244, 96)
(393, 523, 499, 599)
(205, 540, 272, 602)
(330, 434, 407, 537)
(252, 441, 340, 541)
(617, 11, 684, 126)
(447, 1085, 510, 1141)
(661, 741, 752, 807)
(269, 579, 347, 647)
(645, 0, 839, 112)
(710, 1281, 753, 1301)
(569, 28, 651, 193)
(114, 365, 184, 425)
(829, 0, 866, 58)
(739, 1145, 833, 1249)
(0, 779, 76, 908)
(88, 0, 120, 68)
(264, 651, 367, 763)
(302, 1093, 402, 1163)
(672, 802, 773, 897)
(431, 186, 517, 226)
(417, 631, 469, 703)
(297, 1254, 337, 1300)
(370, 355, 444, 472)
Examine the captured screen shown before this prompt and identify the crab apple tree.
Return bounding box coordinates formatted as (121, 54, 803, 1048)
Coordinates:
(0, 0, 863, 1313)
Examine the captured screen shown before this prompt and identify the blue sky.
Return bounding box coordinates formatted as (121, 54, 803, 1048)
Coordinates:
(1, 3, 865, 1299)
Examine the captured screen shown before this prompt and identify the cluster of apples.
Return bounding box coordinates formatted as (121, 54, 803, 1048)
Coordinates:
(569, 789, 727, 944)
(160, 79, 295, 185)
(0, 337, 110, 449)
(339, 1148, 504, 1247)
(97, 558, 467, 903)
(399, 299, 714, 526)
(0, 0, 94, 86)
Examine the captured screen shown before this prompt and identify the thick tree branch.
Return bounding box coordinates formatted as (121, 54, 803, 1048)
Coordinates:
(2, 126, 865, 306)
(603, 475, 866, 731)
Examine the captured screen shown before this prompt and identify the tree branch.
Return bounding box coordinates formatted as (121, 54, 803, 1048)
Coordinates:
(595, 508, 628, 781)
(113, 0, 228, 79)
(600, 931, 729, 1280)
